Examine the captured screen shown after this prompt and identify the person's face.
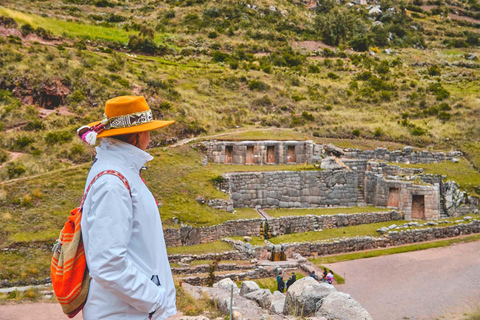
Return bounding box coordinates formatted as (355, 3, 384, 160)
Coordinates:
(137, 131, 150, 151)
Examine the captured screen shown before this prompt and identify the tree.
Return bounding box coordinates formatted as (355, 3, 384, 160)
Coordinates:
(316, 8, 356, 46)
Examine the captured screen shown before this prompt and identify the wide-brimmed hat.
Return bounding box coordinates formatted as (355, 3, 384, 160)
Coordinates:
(77, 96, 174, 145)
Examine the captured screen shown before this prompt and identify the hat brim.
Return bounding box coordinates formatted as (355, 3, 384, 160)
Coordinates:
(87, 120, 175, 138)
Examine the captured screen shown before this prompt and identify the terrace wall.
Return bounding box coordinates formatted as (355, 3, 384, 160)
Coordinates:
(227, 170, 358, 208)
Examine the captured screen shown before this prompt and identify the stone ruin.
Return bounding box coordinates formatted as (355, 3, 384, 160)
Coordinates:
(204, 140, 477, 220)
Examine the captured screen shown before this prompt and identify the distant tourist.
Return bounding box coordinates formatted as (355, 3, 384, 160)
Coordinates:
(277, 273, 285, 293)
(286, 272, 296, 289)
(310, 271, 317, 280)
(322, 268, 328, 283)
(326, 270, 334, 284)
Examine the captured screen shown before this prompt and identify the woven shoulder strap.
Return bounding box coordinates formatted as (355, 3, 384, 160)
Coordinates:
(79, 170, 131, 211)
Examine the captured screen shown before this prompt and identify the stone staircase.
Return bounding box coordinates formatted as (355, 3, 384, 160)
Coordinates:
(357, 187, 366, 207)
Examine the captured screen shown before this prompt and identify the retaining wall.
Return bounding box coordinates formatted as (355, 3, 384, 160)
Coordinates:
(228, 170, 358, 208)
(164, 211, 401, 247)
(342, 147, 462, 164)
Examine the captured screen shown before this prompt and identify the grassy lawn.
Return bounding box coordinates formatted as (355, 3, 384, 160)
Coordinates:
(392, 158, 480, 195)
(229, 236, 268, 247)
(266, 206, 388, 218)
(188, 259, 254, 266)
(166, 240, 233, 255)
(0, 247, 52, 286)
(309, 234, 480, 265)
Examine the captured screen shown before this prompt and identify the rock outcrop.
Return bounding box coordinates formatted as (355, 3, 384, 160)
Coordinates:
(316, 291, 373, 320)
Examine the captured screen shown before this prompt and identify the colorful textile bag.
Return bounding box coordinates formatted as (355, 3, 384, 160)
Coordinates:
(51, 170, 130, 318)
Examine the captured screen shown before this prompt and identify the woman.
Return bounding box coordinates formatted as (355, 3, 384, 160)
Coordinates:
(77, 96, 177, 319)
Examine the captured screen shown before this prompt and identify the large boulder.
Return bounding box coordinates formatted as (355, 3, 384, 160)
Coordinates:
(268, 291, 286, 314)
(243, 289, 272, 308)
(315, 292, 372, 320)
(283, 277, 336, 317)
(240, 281, 261, 296)
(213, 278, 240, 294)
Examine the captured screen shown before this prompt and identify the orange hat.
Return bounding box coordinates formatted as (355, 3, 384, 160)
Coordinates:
(77, 96, 174, 145)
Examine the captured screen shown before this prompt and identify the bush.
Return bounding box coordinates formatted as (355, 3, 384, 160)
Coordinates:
(44, 131, 73, 145)
(374, 127, 383, 137)
(302, 111, 315, 121)
(207, 31, 218, 39)
(411, 126, 427, 136)
(308, 64, 320, 73)
(6, 162, 26, 179)
(248, 80, 270, 91)
(211, 50, 230, 62)
(438, 111, 451, 121)
(20, 24, 35, 36)
(427, 65, 441, 76)
(0, 149, 8, 163)
(14, 136, 35, 149)
(95, 0, 115, 7)
(327, 72, 339, 80)
(23, 120, 45, 131)
(352, 129, 361, 137)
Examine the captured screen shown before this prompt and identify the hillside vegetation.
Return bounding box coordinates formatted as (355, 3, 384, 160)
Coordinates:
(0, 0, 479, 182)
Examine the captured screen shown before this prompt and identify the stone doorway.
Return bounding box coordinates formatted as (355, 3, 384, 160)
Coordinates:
(267, 146, 276, 164)
(246, 146, 254, 164)
(411, 195, 425, 219)
(225, 146, 233, 164)
(387, 188, 399, 207)
(287, 146, 296, 163)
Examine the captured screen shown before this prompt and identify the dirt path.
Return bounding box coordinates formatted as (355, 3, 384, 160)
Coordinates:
(0, 302, 185, 320)
(324, 240, 480, 320)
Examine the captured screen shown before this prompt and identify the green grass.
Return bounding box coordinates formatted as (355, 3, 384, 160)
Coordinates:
(309, 234, 480, 265)
(0, 7, 137, 43)
(392, 158, 480, 195)
(229, 236, 268, 247)
(188, 259, 254, 266)
(213, 128, 310, 141)
(266, 206, 388, 218)
(166, 240, 233, 255)
(0, 247, 52, 285)
(268, 220, 407, 245)
(238, 272, 306, 293)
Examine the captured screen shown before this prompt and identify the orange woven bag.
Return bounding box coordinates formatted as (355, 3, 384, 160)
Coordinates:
(51, 170, 130, 318)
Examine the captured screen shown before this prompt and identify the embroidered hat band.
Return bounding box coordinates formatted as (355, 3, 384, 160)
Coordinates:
(104, 110, 154, 130)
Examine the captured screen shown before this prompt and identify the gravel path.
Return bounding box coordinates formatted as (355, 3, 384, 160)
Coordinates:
(325, 240, 480, 320)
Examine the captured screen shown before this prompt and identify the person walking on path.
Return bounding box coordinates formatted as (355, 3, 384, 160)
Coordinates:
(77, 96, 177, 320)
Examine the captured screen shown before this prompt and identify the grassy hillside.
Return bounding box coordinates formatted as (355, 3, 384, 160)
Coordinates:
(0, 0, 479, 183)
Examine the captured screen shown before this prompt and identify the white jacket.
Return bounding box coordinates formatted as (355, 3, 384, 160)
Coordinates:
(81, 138, 176, 320)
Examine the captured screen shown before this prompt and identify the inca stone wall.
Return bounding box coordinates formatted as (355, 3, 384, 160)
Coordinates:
(365, 171, 440, 220)
(163, 211, 401, 247)
(228, 170, 358, 208)
(342, 146, 462, 164)
(205, 140, 315, 165)
(253, 220, 480, 259)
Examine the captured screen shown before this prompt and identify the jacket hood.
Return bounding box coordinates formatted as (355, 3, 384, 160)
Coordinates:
(96, 137, 154, 172)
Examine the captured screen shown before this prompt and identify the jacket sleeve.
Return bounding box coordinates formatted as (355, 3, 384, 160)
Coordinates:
(82, 176, 166, 314)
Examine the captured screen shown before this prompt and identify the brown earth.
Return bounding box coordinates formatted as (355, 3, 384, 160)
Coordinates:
(325, 240, 480, 320)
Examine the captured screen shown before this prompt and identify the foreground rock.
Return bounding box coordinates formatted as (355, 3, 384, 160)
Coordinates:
(213, 278, 240, 293)
(240, 280, 260, 296)
(316, 292, 373, 320)
(284, 277, 336, 316)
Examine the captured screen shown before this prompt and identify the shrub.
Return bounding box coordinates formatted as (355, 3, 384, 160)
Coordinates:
(211, 50, 229, 62)
(411, 126, 427, 136)
(207, 31, 218, 39)
(20, 24, 35, 36)
(23, 120, 45, 131)
(302, 111, 315, 121)
(0, 16, 17, 28)
(438, 111, 451, 121)
(0, 149, 8, 163)
(327, 72, 339, 80)
(352, 129, 361, 137)
(427, 65, 441, 76)
(6, 162, 26, 179)
(248, 80, 270, 91)
(380, 91, 392, 101)
(14, 136, 35, 149)
(374, 127, 383, 137)
(44, 131, 73, 145)
(253, 95, 272, 106)
(439, 102, 451, 111)
(308, 65, 320, 73)
(95, 0, 115, 7)
(211, 175, 225, 184)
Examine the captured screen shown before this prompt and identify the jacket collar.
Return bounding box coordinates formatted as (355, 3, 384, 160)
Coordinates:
(96, 137, 154, 172)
